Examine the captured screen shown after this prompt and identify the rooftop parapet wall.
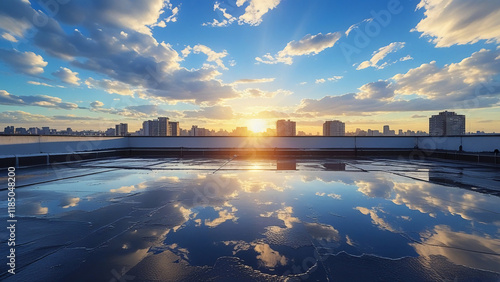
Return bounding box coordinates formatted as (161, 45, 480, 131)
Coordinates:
(0, 135, 499, 156)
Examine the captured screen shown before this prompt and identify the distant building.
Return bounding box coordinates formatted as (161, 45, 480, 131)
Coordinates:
(383, 125, 395, 136)
(143, 120, 158, 136)
(429, 111, 465, 136)
(158, 117, 169, 136)
(276, 119, 296, 136)
(115, 123, 128, 136)
(4, 126, 14, 134)
(232, 127, 248, 136)
(41, 127, 50, 135)
(169, 122, 180, 136)
(323, 120, 345, 136)
(191, 125, 210, 136)
(105, 128, 116, 136)
(28, 127, 39, 135)
(15, 127, 27, 135)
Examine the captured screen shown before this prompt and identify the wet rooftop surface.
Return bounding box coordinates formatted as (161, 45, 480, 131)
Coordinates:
(1, 157, 500, 281)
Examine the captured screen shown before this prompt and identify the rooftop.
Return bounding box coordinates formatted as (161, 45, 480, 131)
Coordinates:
(1, 156, 500, 281)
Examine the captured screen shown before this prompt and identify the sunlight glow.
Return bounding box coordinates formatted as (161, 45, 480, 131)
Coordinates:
(247, 119, 268, 133)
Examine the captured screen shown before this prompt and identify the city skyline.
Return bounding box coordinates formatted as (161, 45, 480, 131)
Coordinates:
(1, 0, 500, 134)
(4, 111, 495, 136)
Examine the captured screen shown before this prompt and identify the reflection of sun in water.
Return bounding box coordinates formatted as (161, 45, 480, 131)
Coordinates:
(247, 119, 267, 133)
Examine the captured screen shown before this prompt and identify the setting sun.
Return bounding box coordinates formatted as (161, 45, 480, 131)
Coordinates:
(247, 119, 268, 133)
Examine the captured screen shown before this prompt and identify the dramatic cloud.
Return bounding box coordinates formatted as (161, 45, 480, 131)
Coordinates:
(414, 0, 500, 47)
(298, 49, 500, 115)
(52, 67, 80, 85)
(0, 49, 47, 75)
(357, 42, 405, 70)
(0, 0, 239, 105)
(0, 90, 79, 109)
(256, 32, 342, 65)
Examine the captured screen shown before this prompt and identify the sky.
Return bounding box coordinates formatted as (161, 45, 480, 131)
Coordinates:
(0, 0, 499, 134)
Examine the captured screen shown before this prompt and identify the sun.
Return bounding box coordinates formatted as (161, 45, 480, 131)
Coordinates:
(247, 119, 267, 133)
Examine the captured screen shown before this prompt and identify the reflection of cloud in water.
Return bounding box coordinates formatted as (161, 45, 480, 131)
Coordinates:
(26, 202, 49, 215)
(254, 243, 288, 267)
(346, 235, 357, 246)
(316, 192, 341, 200)
(204, 205, 238, 228)
(110, 182, 147, 193)
(356, 178, 393, 198)
(304, 222, 340, 242)
(356, 207, 397, 233)
(356, 177, 500, 225)
(276, 206, 301, 228)
(222, 241, 287, 268)
(412, 225, 500, 273)
(61, 197, 80, 208)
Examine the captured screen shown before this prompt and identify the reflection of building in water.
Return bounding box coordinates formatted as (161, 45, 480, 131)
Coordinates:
(322, 163, 346, 171)
(277, 159, 296, 170)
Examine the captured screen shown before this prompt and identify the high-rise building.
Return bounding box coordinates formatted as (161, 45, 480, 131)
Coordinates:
(4, 126, 14, 134)
(429, 111, 465, 136)
(115, 123, 128, 136)
(323, 120, 345, 136)
(382, 125, 395, 136)
(169, 122, 180, 136)
(41, 127, 50, 135)
(276, 120, 296, 136)
(158, 117, 169, 136)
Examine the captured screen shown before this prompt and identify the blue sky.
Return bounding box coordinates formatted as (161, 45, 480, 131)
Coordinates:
(0, 0, 499, 133)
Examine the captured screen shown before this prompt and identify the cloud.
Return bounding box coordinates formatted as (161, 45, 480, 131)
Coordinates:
(411, 114, 427, 118)
(256, 32, 342, 65)
(27, 81, 64, 88)
(316, 76, 343, 84)
(0, 49, 47, 75)
(192, 44, 228, 69)
(0, 90, 79, 109)
(414, 0, 500, 47)
(400, 55, 413, 61)
(345, 18, 373, 36)
(204, 205, 238, 228)
(52, 67, 80, 85)
(298, 49, 500, 115)
(1, 32, 17, 42)
(304, 222, 340, 242)
(233, 78, 275, 84)
(203, 2, 237, 27)
(85, 78, 135, 96)
(183, 105, 235, 120)
(238, 0, 281, 26)
(243, 88, 292, 98)
(0, 1, 239, 105)
(0, 110, 50, 123)
(357, 42, 405, 70)
(356, 80, 395, 100)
